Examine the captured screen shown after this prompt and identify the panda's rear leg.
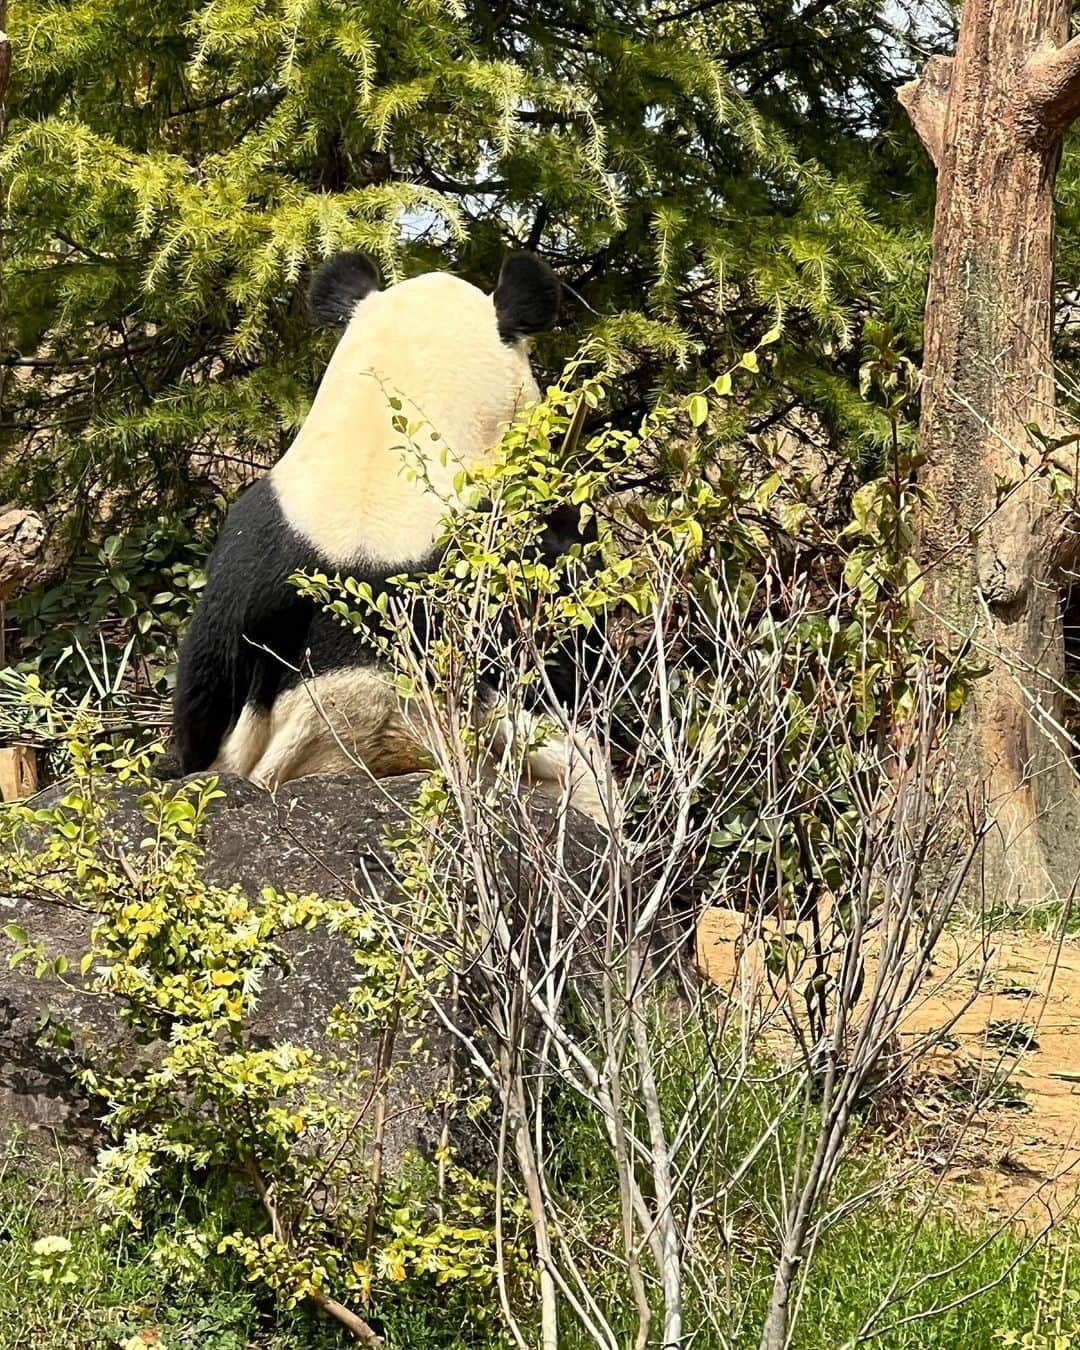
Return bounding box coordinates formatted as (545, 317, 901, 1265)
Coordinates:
(527, 730, 614, 827)
(247, 668, 430, 788)
(489, 707, 614, 828)
(245, 677, 370, 787)
(210, 703, 271, 778)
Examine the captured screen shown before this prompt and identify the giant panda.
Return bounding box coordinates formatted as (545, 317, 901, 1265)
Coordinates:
(172, 251, 609, 821)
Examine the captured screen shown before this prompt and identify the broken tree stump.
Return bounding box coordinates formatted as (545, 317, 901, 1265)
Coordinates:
(0, 745, 38, 801)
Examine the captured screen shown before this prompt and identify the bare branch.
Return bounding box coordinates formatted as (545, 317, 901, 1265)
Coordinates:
(309, 1291, 385, 1348)
(897, 55, 954, 170)
(288, 471, 1056, 1348)
(629, 949, 683, 1349)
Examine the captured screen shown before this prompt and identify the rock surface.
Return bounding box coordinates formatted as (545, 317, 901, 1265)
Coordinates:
(0, 504, 45, 602)
(0, 771, 606, 1165)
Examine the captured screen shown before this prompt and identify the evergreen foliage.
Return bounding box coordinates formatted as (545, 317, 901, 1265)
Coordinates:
(2, 0, 930, 548)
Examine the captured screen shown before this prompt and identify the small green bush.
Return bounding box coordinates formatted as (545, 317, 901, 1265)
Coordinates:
(0, 732, 511, 1346)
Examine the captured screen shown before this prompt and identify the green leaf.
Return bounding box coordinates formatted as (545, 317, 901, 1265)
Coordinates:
(688, 394, 708, 426)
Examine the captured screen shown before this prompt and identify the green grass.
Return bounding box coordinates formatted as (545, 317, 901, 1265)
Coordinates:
(786, 1194, 1064, 1348)
(548, 1180, 1073, 1349)
(0, 1148, 1077, 1350)
(542, 1048, 1078, 1350)
(961, 895, 1080, 936)
(0, 1148, 347, 1350)
(1, 1100, 1077, 1349)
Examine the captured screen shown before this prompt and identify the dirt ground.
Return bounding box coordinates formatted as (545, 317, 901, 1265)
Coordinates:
(697, 908, 1080, 1221)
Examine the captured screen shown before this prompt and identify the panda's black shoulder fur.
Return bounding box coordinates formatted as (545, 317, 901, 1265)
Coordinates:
(171, 476, 437, 773)
(308, 251, 381, 330)
(467, 499, 605, 714)
(494, 252, 560, 343)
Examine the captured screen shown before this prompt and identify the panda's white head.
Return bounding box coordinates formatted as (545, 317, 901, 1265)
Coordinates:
(309, 250, 559, 345)
(309, 250, 558, 446)
(272, 252, 560, 566)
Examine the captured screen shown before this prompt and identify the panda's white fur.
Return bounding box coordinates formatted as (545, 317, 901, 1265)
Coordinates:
(173, 255, 611, 825)
(210, 670, 421, 782)
(273, 271, 541, 566)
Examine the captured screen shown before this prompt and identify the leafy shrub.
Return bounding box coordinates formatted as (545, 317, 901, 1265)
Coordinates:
(299, 338, 972, 922)
(12, 507, 218, 698)
(0, 731, 510, 1345)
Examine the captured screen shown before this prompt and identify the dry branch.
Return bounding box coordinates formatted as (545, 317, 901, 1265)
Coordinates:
(346, 542, 999, 1348)
(245, 1157, 383, 1346)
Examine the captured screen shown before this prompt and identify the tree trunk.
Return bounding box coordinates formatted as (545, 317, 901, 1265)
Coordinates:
(0, 2, 8, 141)
(900, 1, 1080, 908)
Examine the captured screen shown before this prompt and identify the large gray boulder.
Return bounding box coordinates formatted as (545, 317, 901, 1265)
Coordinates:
(0, 772, 607, 1165)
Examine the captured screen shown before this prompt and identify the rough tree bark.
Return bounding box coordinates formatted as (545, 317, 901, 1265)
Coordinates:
(0, 2, 8, 124)
(900, 1, 1080, 908)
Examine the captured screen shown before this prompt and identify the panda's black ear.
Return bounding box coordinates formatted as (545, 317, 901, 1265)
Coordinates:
(307, 251, 381, 330)
(494, 252, 560, 343)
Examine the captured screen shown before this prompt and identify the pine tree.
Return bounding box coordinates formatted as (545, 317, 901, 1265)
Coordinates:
(1, 0, 931, 539)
